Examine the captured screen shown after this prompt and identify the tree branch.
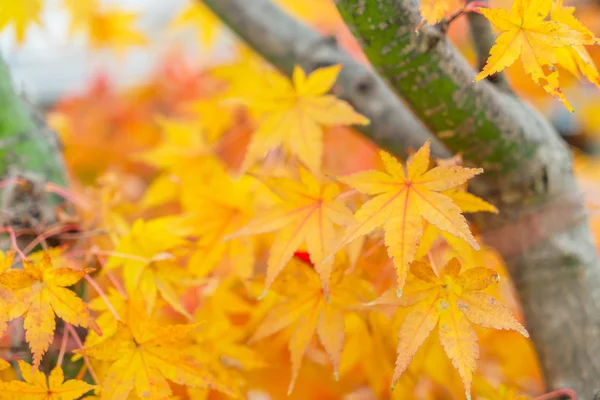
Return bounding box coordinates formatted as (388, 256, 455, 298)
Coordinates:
(336, 0, 600, 395)
(200, 0, 450, 159)
(198, 0, 600, 395)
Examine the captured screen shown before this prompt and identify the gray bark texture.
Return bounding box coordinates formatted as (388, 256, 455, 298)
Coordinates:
(201, 0, 600, 396)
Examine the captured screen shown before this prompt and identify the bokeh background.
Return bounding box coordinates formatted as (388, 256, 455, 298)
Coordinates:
(1, 0, 599, 398)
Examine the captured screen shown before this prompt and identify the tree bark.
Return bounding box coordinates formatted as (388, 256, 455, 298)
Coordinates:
(335, 0, 600, 395)
(202, 0, 600, 395)
(0, 58, 67, 235)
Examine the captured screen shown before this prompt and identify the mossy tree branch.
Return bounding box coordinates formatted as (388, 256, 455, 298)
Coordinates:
(202, 0, 600, 395)
(336, 0, 600, 395)
(0, 58, 67, 233)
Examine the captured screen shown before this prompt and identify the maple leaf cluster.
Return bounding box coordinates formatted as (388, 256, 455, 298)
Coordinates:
(1, 0, 588, 399)
(0, 57, 537, 398)
(417, 0, 600, 111)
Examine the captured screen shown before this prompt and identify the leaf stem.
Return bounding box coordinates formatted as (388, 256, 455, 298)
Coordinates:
(65, 324, 99, 384)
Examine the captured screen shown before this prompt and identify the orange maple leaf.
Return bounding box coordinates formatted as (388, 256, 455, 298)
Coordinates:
(388, 259, 528, 399)
(241, 65, 369, 172)
(227, 166, 353, 297)
(0, 361, 96, 399)
(251, 259, 373, 394)
(329, 140, 481, 294)
(0, 251, 100, 367)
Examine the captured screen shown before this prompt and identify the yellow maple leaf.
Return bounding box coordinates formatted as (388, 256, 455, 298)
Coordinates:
(420, 0, 462, 25)
(476, 0, 597, 110)
(136, 117, 217, 172)
(0, 0, 43, 43)
(330, 140, 481, 294)
(0, 251, 99, 367)
(171, 2, 222, 49)
(415, 188, 498, 264)
(0, 361, 96, 399)
(77, 298, 232, 399)
(0, 250, 16, 338)
(389, 259, 528, 399)
(242, 65, 369, 172)
(136, 117, 223, 208)
(105, 218, 194, 318)
(181, 166, 259, 280)
(251, 258, 373, 394)
(227, 166, 354, 297)
(551, 0, 600, 88)
(79, 288, 127, 351)
(191, 289, 267, 398)
(64, 0, 147, 52)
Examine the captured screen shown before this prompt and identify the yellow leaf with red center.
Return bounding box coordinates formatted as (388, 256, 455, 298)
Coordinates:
(105, 218, 194, 318)
(0, 0, 42, 43)
(171, 2, 222, 49)
(0, 361, 96, 399)
(330, 140, 481, 294)
(227, 166, 353, 296)
(181, 166, 259, 280)
(77, 298, 233, 399)
(250, 259, 373, 394)
(0, 251, 99, 367)
(551, 0, 600, 88)
(242, 65, 369, 172)
(389, 259, 528, 399)
(477, 0, 597, 110)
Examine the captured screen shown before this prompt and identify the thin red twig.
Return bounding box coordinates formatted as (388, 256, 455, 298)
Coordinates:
(0, 177, 27, 190)
(56, 328, 70, 366)
(534, 388, 577, 400)
(84, 274, 121, 321)
(93, 251, 127, 298)
(65, 324, 99, 384)
(21, 224, 80, 256)
(44, 183, 91, 211)
(1, 226, 27, 261)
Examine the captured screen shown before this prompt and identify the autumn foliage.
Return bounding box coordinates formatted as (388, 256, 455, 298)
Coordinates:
(0, 0, 599, 399)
